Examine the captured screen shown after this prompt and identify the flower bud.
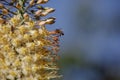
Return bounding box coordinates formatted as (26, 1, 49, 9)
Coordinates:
(37, 0, 49, 4)
(46, 17, 56, 24)
(41, 8, 55, 16)
(44, 7, 55, 13)
(35, 10, 42, 16)
(0, 3, 4, 9)
(38, 20, 46, 26)
(0, 18, 5, 24)
(16, 3, 21, 9)
(29, 0, 34, 6)
(23, 13, 29, 20)
(37, 0, 42, 4)
(2, 9, 8, 15)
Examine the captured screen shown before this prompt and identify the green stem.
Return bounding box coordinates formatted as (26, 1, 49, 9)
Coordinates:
(18, 0, 25, 19)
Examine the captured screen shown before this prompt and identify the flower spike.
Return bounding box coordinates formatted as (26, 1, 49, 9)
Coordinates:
(0, 0, 63, 80)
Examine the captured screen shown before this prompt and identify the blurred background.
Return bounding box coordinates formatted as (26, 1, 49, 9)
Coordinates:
(47, 0, 120, 80)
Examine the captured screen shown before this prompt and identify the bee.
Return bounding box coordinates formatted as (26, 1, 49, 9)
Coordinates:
(49, 29, 64, 36)
(55, 29, 64, 36)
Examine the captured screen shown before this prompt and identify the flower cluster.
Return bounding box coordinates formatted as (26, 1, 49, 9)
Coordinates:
(0, 0, 63, 80)
(0, 0, 54, 21)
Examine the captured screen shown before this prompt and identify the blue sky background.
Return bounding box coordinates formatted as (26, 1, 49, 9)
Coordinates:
(47, 0, 120, 80)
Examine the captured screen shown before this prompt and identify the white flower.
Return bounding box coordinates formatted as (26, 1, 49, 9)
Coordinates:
(32, 65, 39, 72)
(29, 30, 39, 39)
(39, 28, 44, 34)
(12, 38, 21, 47)
(23, 34, 31, 41)
(26, 42, 35, 50)
(16, 47, 28, 55)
